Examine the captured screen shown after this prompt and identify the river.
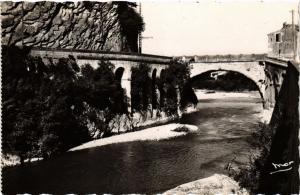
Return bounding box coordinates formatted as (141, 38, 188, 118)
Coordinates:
(2, 91, 263, 194)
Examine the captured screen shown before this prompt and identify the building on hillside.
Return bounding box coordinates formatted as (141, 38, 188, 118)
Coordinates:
(267, 22, 299, 60)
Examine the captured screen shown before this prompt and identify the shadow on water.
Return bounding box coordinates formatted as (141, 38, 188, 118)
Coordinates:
(3, 97, 263, 194)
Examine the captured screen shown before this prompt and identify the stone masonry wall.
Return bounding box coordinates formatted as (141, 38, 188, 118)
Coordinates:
(1, 1, 125, 51)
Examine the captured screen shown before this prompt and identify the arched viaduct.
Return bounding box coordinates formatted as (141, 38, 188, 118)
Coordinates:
(29, 47, 172, 111)
(30, 48, 288, 111)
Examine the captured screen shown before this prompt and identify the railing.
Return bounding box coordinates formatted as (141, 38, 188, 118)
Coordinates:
(186, 54, 267, 63)
(30, 47, 172, 64)
(265, 56, 289, 68)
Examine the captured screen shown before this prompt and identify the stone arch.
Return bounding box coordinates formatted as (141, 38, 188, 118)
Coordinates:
(273, 72, 280, 83)
(114, 66, 131, 111)
(152, 68, 157, 78)
(158, 69, 166, 107)
(152, 68, 157, 80)
(263, 68, 276, 108)
(115, 67, 125, 82)
(151, 68, 158, 109)
(273, 72, 280, 102)
(159, 68, 166, 78)
(189, 62, 266, 105)
(190, 69, 265, 104)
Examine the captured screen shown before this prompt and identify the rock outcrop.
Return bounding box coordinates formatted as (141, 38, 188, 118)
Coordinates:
(1, 2, 126, 51)
(163, 174, 249, 195)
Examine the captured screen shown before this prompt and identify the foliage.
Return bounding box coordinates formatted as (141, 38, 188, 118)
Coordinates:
(2, 46, 46, 160)
(130, 60, 196, 119)
(131, 63, 152, 113)
(157, 60, 195, 116)
(180, 81, 199, 109)
(226, 122, 273, 193)
(2, 46, 128, 161)
(80, 62, 128, 114)
(116, 2, 145, 52)
(80, 62, 128, 138)
(2, 48, 195, 162)
(130, 60, 195, 118)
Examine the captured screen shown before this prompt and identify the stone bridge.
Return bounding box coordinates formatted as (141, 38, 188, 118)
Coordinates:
(183, 54, 288, 108)
(30, 47, 172, 111)
(30, 48, 288, 111)
(1, 1, 291, 112)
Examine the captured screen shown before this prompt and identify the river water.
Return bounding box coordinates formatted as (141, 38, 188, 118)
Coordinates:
(3, 92, 263, 194)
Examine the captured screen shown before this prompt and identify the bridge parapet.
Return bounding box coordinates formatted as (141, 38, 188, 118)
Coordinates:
(29, 47, 172, 111)
(182, 54, 266, 63)
(265, 56, 289, 68)
(30, 47, 172, 65)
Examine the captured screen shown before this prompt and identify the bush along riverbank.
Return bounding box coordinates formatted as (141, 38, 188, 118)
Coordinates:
(2, 46, 196, 167)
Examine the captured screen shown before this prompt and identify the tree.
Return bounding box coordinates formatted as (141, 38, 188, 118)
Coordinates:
(116, 2, 145, 52)
(79, 61, 128, 138)
(157, 60, 194, 116)
(2, 47, 91, 160)
(131, 63, 152, 113)
(2, 46, 46, 162)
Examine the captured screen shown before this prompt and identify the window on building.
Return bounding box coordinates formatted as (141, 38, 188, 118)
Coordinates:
(275, 33, 281, 42)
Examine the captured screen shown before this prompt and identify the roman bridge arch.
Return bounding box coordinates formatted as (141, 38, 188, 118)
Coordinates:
(182, 54, 273, 108)
(189, 61, 266, 102)
(185, 54, 289, 109)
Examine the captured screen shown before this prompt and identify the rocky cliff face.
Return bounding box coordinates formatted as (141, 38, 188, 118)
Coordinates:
(1, 2, 126, 51)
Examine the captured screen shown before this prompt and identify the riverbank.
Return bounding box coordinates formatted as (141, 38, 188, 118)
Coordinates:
(69, 123, 198, 151)
(255, 108, 273, 123)
(163, 174, 249, 195)
(194, 89, 260, 100)
(2, 123, 198, 167)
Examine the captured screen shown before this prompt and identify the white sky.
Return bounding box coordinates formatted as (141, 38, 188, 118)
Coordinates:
(141, 0, 299, 56)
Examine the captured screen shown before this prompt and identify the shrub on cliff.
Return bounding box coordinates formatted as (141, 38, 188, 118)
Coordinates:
(116, 2, 145, 52)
